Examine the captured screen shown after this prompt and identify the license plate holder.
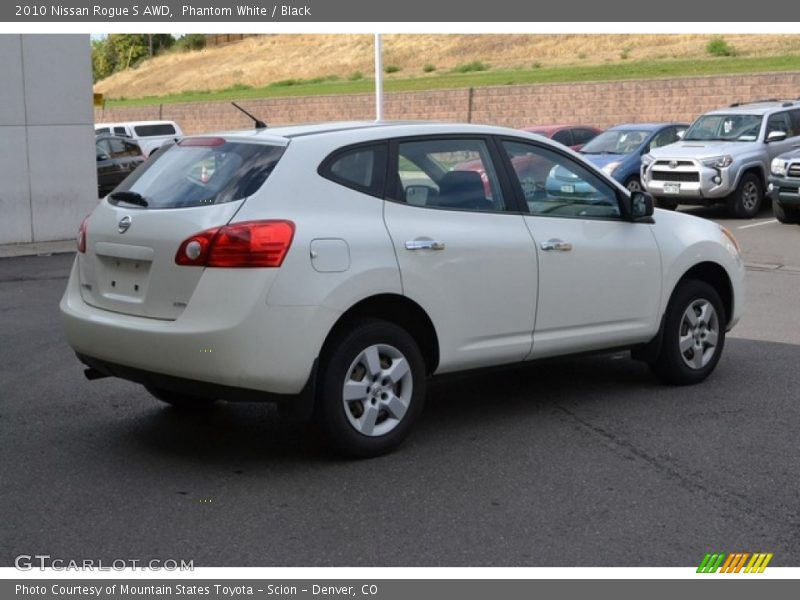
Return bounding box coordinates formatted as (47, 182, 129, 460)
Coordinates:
(664, 183, 681, 195)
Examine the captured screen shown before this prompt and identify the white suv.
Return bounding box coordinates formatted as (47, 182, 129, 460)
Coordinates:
(61, 121, 745, 457)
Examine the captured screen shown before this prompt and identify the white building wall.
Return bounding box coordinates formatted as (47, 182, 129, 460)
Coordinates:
(0, 34, 96, 245)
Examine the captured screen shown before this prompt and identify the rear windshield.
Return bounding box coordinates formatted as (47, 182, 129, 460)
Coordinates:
(134, 124, 177, 137)
(111, 140, 285, 209)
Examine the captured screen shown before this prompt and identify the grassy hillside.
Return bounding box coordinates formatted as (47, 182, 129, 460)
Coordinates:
(95, 34, 800, 107)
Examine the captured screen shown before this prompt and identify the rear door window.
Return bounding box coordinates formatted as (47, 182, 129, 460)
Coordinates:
(114, 126, 128, 136)
(134, 123, 177, 137)
(319, 143, 387, 197)
(111, 139, 285, 209)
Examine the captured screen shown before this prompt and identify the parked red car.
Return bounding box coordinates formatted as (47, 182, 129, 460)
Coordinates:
(521, 124, 602, 151)
(454, 124, 603, 198)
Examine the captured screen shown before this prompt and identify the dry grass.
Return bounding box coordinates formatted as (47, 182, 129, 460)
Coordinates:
(95, 34, 800, 99)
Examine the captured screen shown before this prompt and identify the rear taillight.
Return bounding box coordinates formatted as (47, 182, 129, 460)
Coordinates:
(77, 216, 89, 253)
(175, 220, 295, 268)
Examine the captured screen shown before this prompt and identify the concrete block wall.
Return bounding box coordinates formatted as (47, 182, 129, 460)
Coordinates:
(0, 34, 96, 245)
(94, 71, 800, 136)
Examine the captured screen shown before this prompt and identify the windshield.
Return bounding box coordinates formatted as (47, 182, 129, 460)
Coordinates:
(580, 130, 650, 154)
(684, 114, 763, 142)
(111, 140, 285, 209)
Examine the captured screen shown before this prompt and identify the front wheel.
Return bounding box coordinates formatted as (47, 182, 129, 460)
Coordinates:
(774, 202, 800, 224)
(316, 320, 427, 458)
(727, 173, 763, 218)
(625, 176, 643, 193)
(648, 280, 726, 385)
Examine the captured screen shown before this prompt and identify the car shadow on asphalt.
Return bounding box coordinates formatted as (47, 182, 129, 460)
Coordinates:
(102, 350, 663, 464)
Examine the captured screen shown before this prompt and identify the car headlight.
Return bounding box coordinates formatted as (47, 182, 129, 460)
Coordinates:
(601, 161, 622, 176)
(702, 155, 734, 169)
(771, 158, 788, 176)
(641, 153, 655, 167)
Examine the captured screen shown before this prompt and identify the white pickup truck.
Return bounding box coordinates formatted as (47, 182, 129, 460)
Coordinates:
(95, 120, 183, 156)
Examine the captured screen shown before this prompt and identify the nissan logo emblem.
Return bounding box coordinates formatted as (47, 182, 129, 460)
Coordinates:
(118, 216, 132, 234)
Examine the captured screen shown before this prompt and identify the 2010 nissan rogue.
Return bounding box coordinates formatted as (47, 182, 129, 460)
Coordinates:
(61, 121, 745, 457)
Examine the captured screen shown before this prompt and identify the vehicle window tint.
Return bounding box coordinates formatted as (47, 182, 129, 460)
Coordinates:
(502, 140, 621, 219)
(133, 124, 176, 137)
(650, 127, 681, 149)
(551, 129, 573, 146)
(95, 127, 110, 135)
(123, 141, 142, 157)
(767, 112, 792, 136)
(112, 141, 285, 209)
(96, 144, 110, 161)
(108, 138, 127, 156)
(393, 138, 505, 212)
(790, 110, 800, 137)
(97, 139, 111, 155)
(320, 143, 387, 197)
(113, 126, 128, 136)
(572, 128, 598, 146)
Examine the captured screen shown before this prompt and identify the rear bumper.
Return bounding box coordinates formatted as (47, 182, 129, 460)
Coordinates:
(77, 353, 318, 419)
(60, 258, 339, 397)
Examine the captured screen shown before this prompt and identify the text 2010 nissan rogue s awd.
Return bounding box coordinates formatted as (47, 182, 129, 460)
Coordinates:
(61, 121, 745, 457)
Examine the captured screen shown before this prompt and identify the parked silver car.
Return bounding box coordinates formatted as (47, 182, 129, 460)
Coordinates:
(641, 100, 800, 218)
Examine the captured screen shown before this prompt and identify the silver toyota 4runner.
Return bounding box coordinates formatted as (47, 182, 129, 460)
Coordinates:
(641, 100, 800, 218)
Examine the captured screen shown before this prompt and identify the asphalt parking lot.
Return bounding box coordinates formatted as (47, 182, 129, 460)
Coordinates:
(1, 206, 798, 567)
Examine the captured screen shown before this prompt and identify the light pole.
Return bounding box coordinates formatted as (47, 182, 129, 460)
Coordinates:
(374, 33, 384, 121)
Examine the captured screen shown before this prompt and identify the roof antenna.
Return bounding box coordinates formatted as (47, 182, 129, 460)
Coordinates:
(231, 102, 267, 129)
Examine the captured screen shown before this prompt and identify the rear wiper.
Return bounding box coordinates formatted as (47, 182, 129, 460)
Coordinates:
(108, 191, 148, 207)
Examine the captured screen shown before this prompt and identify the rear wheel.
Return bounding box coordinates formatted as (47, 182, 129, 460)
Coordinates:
(648, 280, 726, 385)
(145, 386, 217, 410)
(727, 172, 763, 218)
(654, 197, 678, 210)
(316, 319, 426, 458)
(774, 202, 800, 224)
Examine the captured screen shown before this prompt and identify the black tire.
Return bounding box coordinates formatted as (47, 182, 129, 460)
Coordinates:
(654, 197, 678, 211)
(624, 176, 643, 193)
(145, 385, 217, 410)
(316, 319, 427, 458)
(648, 280, 726, 385)
(726, 172, 763, 218)
(773, 201, 800, 224)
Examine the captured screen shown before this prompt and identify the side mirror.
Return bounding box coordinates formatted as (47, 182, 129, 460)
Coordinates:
(405, 185, 434, 206)
(629, 190, 655, 221)
(97, 152, 110, 162)
(767, 130, 787, 143)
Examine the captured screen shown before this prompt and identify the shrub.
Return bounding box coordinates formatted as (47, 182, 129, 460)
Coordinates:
(452, 61, 489, 73)
(348, 71, 364, 81)
(531, 61, 542, 69)
(384, 65, 401, 74)
(423, 63, 436, 73)
(707, 37, 735, 57)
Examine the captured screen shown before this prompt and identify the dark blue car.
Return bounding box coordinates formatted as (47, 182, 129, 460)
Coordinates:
(579, 122, 689, 192)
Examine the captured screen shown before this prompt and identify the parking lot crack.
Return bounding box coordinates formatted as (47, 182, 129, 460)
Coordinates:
(553, 403, 800, 547)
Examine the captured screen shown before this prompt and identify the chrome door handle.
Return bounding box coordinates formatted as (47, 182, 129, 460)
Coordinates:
(540, 239, 573, 252)
(405, 239, 446, 251)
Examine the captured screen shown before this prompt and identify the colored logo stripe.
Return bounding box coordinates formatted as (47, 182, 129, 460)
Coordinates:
(697, 553, 773, 573)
